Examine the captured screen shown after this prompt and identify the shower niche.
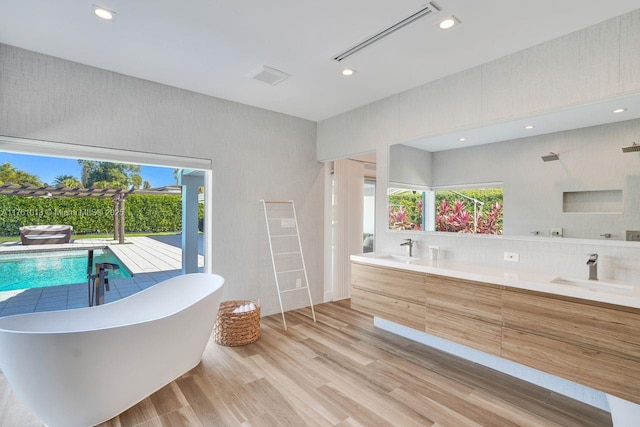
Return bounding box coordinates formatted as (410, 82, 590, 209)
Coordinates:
(562, 190, 623, 213)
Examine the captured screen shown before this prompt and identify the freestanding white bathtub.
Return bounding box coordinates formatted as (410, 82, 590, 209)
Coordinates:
(0, 272, 225, 427)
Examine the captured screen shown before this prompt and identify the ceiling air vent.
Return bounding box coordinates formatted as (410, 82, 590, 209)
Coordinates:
(247, 65, 291, 86)
(332, 2, 440, 62)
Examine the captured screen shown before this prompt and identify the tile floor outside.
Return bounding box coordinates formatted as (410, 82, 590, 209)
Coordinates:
(0, 235, 204, 317)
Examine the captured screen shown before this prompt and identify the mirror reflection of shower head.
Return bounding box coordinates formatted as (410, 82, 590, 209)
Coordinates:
(541, 152, 559, 162)
(621, 142, 640, 153)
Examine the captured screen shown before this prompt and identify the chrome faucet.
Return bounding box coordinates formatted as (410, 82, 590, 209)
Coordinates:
(586, 254, 598, 280)
(400, 238, 414, 257)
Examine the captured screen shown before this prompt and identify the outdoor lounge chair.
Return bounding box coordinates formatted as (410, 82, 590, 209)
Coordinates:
(19, 225, 73, 245)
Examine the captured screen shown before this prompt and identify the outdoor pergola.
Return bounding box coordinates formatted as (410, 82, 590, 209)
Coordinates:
(0, 183, 180, 244)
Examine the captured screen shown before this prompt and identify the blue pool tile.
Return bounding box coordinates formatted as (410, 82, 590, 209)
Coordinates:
(41, 288, 67, 296)
(34, 306, 58, 313)
(115, 285, 141, 294)
(36, 300, 67, 309)
(4, 298, 40, 308)
(5, 289, 43, 299)
(71, 292, 90, 301)
(40, 294, 68, 303)
(117, 289, 139, 298)
(133, 280, 156, 289)
(104, 294, 120, 303)
(0, 274, 173, 316)
(4, 296, 41, 307)
(67, 300, 88, 309)
(67, 295, 89, 305)
(1, 306, 36, 316)
(137, 282, 157, 290)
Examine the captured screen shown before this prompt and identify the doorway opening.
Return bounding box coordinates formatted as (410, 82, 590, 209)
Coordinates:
(327, 151, 376, 302)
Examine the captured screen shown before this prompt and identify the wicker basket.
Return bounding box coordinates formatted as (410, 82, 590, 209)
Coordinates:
(214, 300, 261, 346)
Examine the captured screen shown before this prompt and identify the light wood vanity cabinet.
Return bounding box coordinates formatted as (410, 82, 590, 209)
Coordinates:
(502, 290, 640, 360)
(351, 263, 426, 330)
(502, 289, 640, 404)
(350, 261, 640, 405)
(424, 275, 503, 355)
(351, 263, 503, 355)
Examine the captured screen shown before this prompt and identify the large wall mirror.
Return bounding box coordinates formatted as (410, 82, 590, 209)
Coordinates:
(389, 94, 640, 242)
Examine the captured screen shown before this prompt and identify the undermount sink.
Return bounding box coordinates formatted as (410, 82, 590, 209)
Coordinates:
(378, 255, 420, 262)
(551, 276, 633, 291)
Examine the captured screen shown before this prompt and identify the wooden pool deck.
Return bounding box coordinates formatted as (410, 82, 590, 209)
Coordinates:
(0, 235, 204, 317)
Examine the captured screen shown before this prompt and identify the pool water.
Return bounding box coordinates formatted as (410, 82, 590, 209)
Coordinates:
(0, 249, 132, 292)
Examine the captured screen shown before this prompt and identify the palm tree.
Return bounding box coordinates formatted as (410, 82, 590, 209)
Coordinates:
(53, 174, 83, 188)
(0, 162, 43, 186)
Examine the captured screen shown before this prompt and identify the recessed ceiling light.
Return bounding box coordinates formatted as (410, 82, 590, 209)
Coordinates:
(438, 16, 460, 30)
(524, 125, 535, 130)
(93, 5, 116, 21)
(341, 68, 357, 77)
(612, 108, 627, 114)
(458, 137, 466, 142)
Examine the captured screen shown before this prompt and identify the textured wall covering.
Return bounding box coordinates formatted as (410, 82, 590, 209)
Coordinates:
(316, 8, 640, 284)
(317, 10, 640, 160)
(0, 43, 323, 316)
(388, 143, 432, 187)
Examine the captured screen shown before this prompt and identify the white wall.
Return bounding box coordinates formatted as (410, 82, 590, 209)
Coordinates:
(332, 159, 364, 300)
(0, 43, 324, 316)
(317, 9, 640, 161)
(430, 119, 640, 240)
(316, 8, 640, 284)
(389, 144, 432, 187)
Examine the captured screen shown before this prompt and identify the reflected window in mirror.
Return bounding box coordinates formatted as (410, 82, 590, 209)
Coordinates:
(435, 187, 503, 235)
(388, 185, 503, 234)
(388, 188, 426, 231)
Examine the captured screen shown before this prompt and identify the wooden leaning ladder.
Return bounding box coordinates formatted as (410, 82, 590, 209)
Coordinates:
(260, 200, 316, 331)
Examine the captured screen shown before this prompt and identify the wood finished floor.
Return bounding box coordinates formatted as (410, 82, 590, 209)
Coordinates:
(0, 300, 611, 426)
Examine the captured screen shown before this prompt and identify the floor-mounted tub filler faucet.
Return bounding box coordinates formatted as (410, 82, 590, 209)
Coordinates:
(400, 238, 414, 257)
(587, 253, 598, 281)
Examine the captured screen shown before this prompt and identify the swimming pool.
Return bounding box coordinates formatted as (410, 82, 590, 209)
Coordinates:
(0, 249, 132, 292)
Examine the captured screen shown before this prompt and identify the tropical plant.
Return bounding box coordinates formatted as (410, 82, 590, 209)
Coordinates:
(389, 205, 409, 229)
(388, 190, 423, 231)
(53, 174, 83, 188)
(435, 193, 503, 235)
(436, 199, 472, 233)
(0, 162, 43, 186)
(476, 202, 503, 235)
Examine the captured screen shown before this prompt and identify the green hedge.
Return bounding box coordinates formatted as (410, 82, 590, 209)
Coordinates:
(389, 191, 423, 229)
(0, 194, 201, 236)
(435, 189, 503, 209)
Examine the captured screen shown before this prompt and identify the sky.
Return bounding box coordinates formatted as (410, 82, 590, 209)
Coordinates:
(0, 152, 176, 188)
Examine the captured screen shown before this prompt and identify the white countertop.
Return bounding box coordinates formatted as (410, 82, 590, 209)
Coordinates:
(351, 252, 640, 309)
